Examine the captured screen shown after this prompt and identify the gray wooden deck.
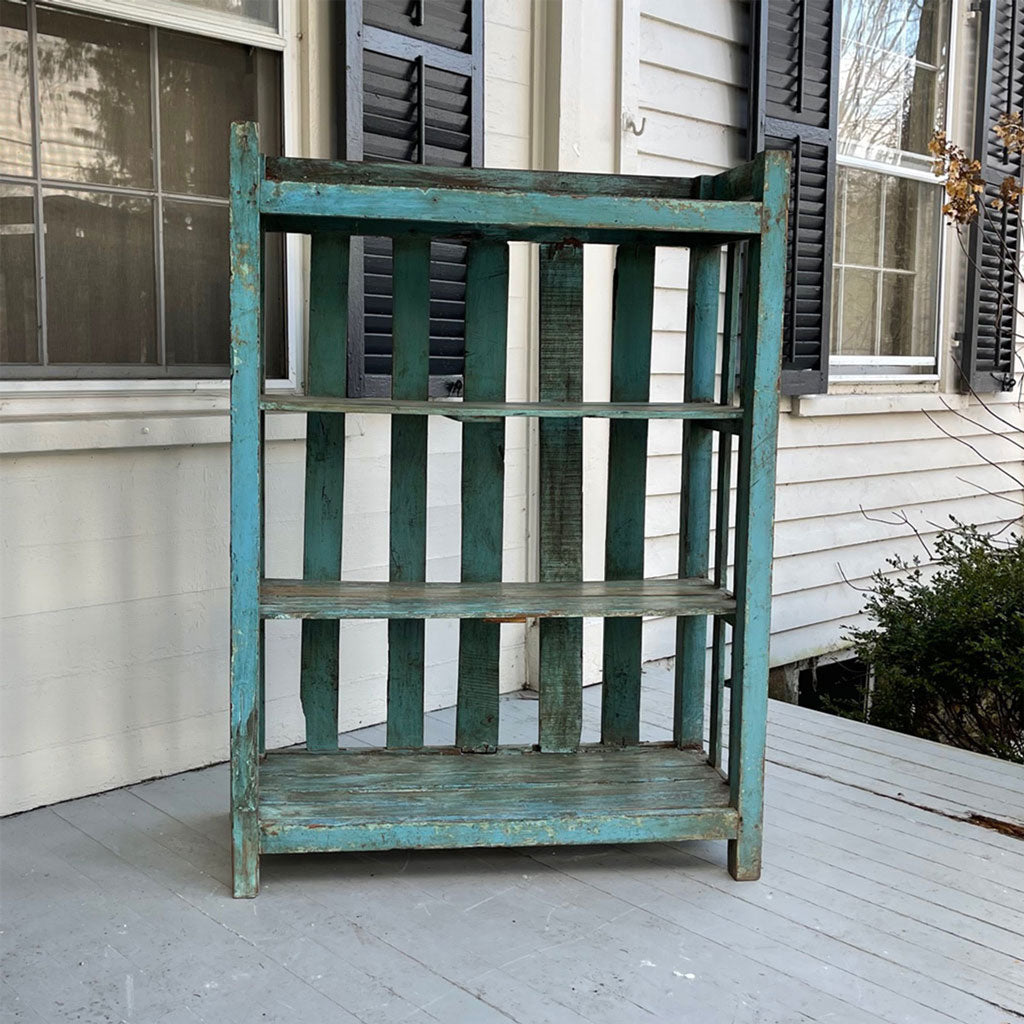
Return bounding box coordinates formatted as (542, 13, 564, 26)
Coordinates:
(3, 661, 1023, 1024)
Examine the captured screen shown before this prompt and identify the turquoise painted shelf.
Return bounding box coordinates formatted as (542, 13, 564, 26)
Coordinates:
(229, 121, 789, 897)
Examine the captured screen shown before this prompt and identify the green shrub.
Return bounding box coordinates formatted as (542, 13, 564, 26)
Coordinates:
(846, 522, 1024, 763)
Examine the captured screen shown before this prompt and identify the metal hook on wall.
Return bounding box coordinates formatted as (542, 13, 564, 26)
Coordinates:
(623, 113, 647, 137)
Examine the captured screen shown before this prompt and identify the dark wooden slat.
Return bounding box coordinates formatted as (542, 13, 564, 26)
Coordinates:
(260, 578, 736, 620)
(537, 244, 584, 754)
(676, 238, 722, 748)
(601, 244, 655, 746)
(261, 396, 743, 421)
(300, 234, 349, 751)
(387, 236, 431, 748)
(456, 241, 509, 752)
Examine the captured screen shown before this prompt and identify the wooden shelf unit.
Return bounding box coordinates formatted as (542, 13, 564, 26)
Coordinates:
(229, 122, 790, 897)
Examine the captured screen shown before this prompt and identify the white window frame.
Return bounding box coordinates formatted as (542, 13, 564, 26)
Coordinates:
(0, 0, 303, 397)
(830, 0, 959, 382)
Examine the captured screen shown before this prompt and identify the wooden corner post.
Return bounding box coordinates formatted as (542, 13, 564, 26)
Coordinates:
(229, 121, 263, 898)
(727, 149, 790, 880)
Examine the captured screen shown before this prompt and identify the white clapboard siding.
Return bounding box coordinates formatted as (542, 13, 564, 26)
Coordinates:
(632, 0, 1024, 667)
(0, 3, 535, 816)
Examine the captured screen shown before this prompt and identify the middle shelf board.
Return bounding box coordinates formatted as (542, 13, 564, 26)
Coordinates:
(260, 395, 744, 423)
(260, 577, 735, 620)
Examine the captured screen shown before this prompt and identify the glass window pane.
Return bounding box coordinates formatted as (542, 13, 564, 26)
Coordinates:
(0, 1, 33, 176)
(43, 189, 156, 364)
(36, 7, 152, 187)
(158, 32, 280, 197)
(838, 0, 949, 167)
(175, 0, 278, 32)
(842, 168, 882, 266)
(883, 175, 940, 270)
(880, 272, 936, 357)
(0, 183, 37, 363)
(839, 268, 878, 355)
(163, 199, 228, 364)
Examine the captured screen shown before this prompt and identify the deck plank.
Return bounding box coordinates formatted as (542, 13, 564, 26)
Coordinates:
(3, 676, 1022, 1024)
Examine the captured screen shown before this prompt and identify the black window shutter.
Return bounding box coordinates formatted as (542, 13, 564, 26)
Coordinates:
(960, 0, 1021, 394)
(749, 0, 840, 395)
(337, 0, 484, 396)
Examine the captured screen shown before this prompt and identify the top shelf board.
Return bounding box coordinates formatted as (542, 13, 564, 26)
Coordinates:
(260, 396, 744, 422)
(258, 181, 763, 245)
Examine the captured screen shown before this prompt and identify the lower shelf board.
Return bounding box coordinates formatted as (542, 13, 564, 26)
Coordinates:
(259, 577, 735, 620)
(257, 745, 738, 855)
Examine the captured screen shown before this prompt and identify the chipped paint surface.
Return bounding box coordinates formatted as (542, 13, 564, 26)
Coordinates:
(228, 123, 788, 895)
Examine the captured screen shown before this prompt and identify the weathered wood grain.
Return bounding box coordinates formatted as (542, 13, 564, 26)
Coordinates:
(258, 746, 735, 854)
(261, 395, 742, 421)
(728, 150, 790, 880)
(675, 236, 721, 748)
(387, 236, 431, 748)
(601, 244, 655, 746)
(259, 179, 763, 245)
(457, 241, 510, 752)
(300, 233, 349, 751)
(260, 577, 735, 619)
(228, 121, 262, 898)
(538, 243, 584, 754)
(709, 242, 742, 770)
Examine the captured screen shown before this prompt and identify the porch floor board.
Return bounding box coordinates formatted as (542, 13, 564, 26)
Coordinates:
(2, 661, 1022, 1023)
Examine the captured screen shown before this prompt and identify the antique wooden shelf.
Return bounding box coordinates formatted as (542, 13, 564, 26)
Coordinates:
(229, 121, 789, 897)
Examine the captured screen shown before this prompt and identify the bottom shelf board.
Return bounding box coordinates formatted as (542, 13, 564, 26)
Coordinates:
(258, 745, 737, 854)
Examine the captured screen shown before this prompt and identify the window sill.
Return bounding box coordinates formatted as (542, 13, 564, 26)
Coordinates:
(0, 388, 310, 455)
(790, 389, 970, 418)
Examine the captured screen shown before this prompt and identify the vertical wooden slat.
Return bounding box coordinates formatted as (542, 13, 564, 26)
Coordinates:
(675, 241, 721, 748)
(538, 242, 584, 753)
(456, 241, 510, 751)
(387, 235, 431, 747)
(728, 151, 789, 880)
(300, 233, 350, 750)
(709, 243, 742, 770)
(229, 121, 262, 899)
(601, 244, 655, 746)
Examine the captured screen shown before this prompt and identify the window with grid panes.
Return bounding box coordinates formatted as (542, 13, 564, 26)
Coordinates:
(0, 0, 285, 379)
(830, 0, 951, 375)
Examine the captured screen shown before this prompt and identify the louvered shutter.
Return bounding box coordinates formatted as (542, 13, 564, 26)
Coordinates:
(338, 0, 483, 396)
(961, 0, 1021, 393)
(749, 0, 839, 395)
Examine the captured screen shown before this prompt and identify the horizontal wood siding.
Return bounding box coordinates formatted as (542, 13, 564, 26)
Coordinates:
(635, 0, 1024, 669)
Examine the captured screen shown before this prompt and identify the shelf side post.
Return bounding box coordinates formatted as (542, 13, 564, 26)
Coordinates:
(709, 243, 743, 769)
(387, 236, 432, 748)
(537, 242, 585, 753)
(229, 120, 263, 898)
(675, 201, 721, 749)
(728, 151, 790, 880)
(456, 241, 510, 752)
(601, 244, 656, 746)
(300, 233, 350, 750)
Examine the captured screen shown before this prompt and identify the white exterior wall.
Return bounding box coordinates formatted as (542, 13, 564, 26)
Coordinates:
(3, 0, 1022, 816)
(0, 0, 535, 815)
(622, 0, 1024, 666)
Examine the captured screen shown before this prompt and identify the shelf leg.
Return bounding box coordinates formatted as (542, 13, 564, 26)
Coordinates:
(727, 151, 789, 881)
(229, 121, 263, 897)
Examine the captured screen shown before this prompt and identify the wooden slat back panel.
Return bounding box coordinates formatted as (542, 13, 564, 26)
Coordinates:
(675, 237, 722, 748)
(709, 243, 742, 769)
(387, 236, 432, 747)
(537, 243, 585, 753)
(456, 241, 510, 751)
(300, 233, 350, 751)
(601, 244, 656, 746)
